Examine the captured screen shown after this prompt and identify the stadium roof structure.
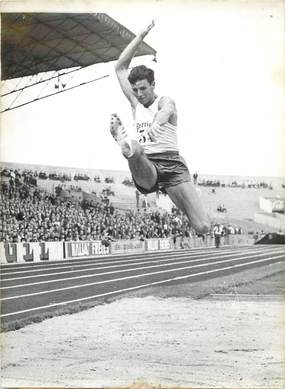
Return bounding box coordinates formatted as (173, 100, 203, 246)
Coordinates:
(1, 12, 157, 80)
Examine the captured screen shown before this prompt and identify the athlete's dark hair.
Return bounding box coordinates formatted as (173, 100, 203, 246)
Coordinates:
(128, 65, 154, 85)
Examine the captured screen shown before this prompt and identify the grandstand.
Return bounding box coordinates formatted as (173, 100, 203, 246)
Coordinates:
(1, 161, 284, 245)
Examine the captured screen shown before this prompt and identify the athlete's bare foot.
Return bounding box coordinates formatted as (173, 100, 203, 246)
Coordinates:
(110, 113, 133, 158)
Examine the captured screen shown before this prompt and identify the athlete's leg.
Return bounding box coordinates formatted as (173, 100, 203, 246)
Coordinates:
(110, 113, 157, 191)
(127, 146, 158, 190)
(165, 181, 210, 234)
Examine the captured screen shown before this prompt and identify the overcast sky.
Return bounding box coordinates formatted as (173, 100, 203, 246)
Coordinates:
(1, 0, 284, 177)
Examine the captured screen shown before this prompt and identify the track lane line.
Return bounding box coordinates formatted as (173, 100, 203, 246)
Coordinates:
(1, 254, 284, 318)
(2, 252, 284, 299)
(2, 247, 280, 283)
(1, 246, 279, 277)
(0, 248, 236, 276)
(1, 245, 270, 273)
(2, 245, 250, 271)
(0, 247, 250, 275)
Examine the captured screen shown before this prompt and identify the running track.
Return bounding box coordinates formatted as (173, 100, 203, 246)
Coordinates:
(1, 245, 285, 326)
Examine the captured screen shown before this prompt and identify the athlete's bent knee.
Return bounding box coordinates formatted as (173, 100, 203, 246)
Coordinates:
(128, 140, 144, 159)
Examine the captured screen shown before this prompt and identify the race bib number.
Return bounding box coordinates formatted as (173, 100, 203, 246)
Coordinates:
(138, 127, 152, 144)
(136, 121, 152, 145)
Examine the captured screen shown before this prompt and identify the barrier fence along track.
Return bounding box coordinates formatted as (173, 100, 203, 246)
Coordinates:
(1, 234, 255, 264)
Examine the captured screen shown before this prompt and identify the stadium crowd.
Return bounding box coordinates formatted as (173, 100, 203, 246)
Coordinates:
(1, 167, 245, 244)
(0, 174, 194, 243)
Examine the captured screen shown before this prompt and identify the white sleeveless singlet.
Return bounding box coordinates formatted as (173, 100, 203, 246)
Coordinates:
(133, 97, 178, 155)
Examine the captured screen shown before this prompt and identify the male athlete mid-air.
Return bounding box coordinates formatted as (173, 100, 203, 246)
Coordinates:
(110, 20, 210, 235)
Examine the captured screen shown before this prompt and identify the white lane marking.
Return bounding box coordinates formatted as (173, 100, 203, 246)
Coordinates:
(2, 244, 269, 271)
(2, 251, 285, 299)
(2, 247, 213, 270)
(0, 246, 253, 275)
(2, 248, 285, 289)
(1, 247, 277, 282)
(1, 254, 284, 318)
(0, 249, 209, 274)
(1, 245, 278, 278)
(2, 245, 236, 270)
(0, 248, 232, 276)
(2, 243, 272, 272)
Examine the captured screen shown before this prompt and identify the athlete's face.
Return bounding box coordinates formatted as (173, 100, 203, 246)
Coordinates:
(131, 79, 155, 107)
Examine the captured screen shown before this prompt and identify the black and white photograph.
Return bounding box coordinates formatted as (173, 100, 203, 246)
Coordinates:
(1, 0, 284, 387)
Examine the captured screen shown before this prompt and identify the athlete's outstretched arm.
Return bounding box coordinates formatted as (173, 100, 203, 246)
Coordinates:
(115, 21, 155, 108)
(154, 96, 176, 125)
(148, 96, 176, 140)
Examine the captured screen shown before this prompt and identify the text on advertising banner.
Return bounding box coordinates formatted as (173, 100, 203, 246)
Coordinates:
(0, 242, 64, 263)
(111, 240, 145, 254)
(65, 241, 110, 259)
(159, 238, 171, 250)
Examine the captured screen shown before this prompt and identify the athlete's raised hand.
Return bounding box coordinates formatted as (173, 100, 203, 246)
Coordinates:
(138, 20, 155, 39)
